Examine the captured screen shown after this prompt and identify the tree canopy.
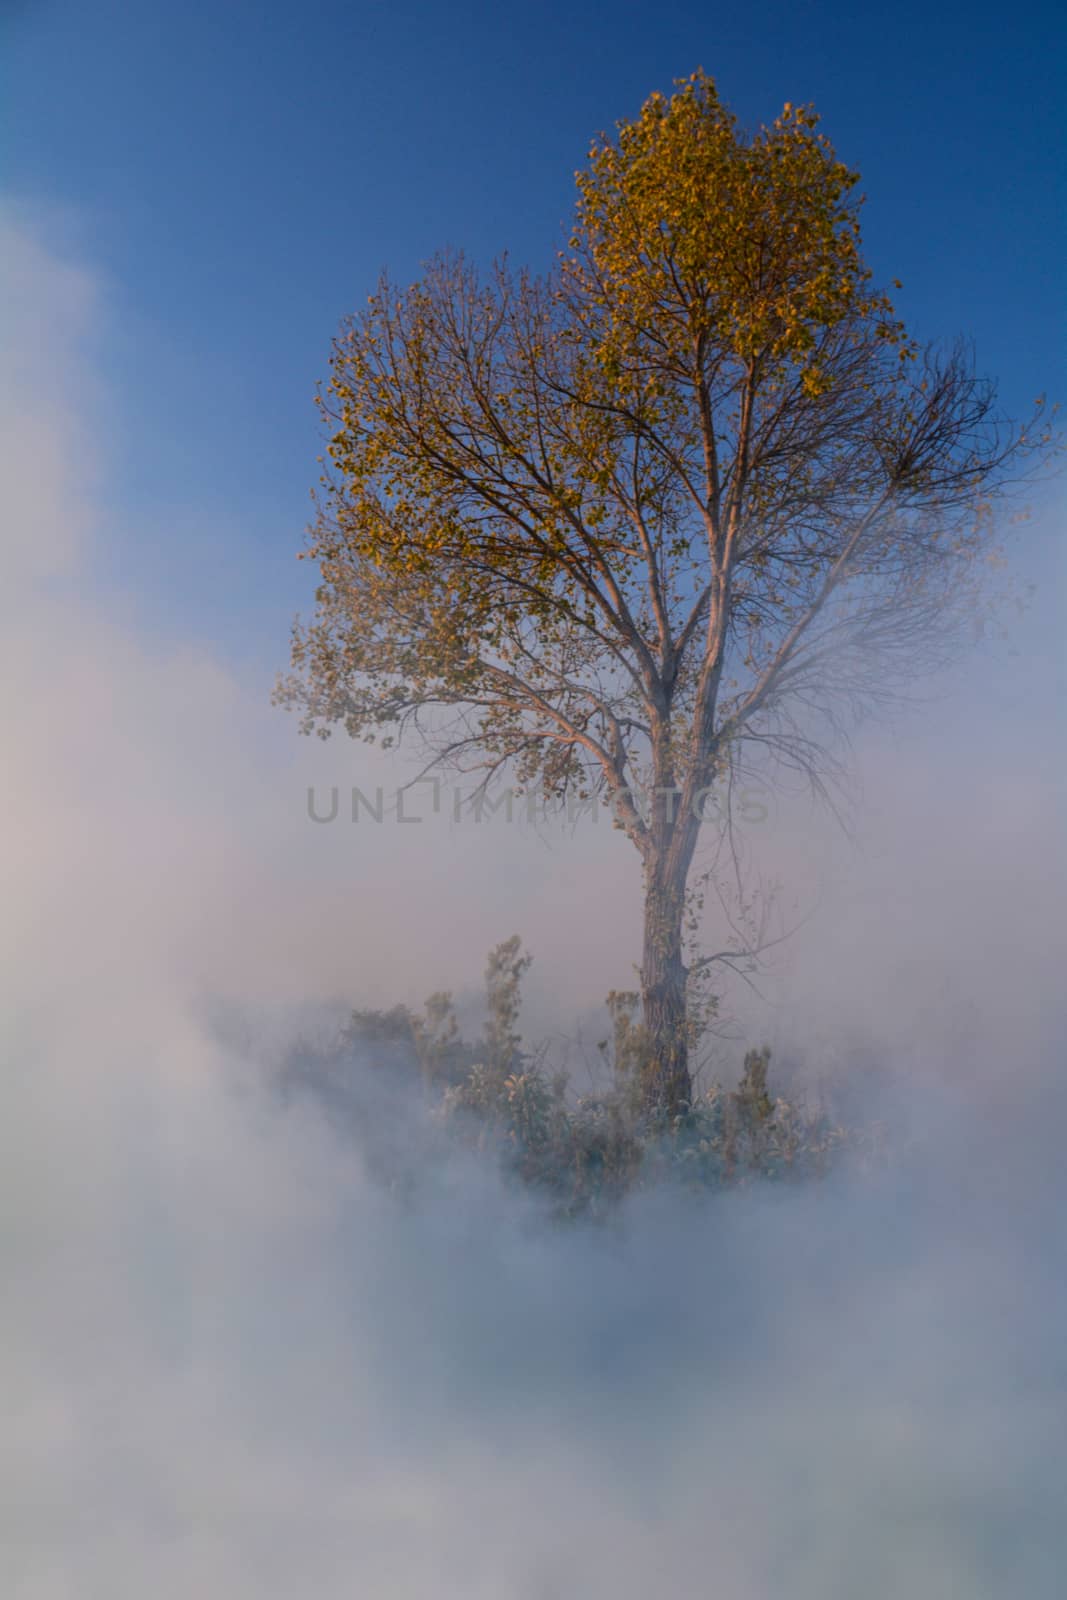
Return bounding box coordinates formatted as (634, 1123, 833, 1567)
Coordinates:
(278, 71, 1050, 1111)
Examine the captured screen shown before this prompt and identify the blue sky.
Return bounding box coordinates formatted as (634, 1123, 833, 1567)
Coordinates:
(3, 0, 1064, 674)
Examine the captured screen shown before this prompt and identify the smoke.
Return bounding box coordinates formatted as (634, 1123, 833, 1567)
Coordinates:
(2, 207, 1065, 1598)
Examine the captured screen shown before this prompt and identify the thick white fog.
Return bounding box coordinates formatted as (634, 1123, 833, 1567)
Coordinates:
(2, 207, 1065, 1597)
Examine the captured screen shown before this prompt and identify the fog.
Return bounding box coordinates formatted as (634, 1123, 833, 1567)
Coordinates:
(2, 206, 1065, 1597)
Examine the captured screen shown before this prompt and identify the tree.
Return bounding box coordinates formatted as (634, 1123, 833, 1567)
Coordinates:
(277, 71, 1050, 1115)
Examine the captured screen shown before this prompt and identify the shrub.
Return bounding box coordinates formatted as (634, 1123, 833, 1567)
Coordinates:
(284, 938, 876, 1217)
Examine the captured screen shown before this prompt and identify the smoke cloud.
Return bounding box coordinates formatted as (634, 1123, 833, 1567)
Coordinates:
(2, 206, 1065, 1598)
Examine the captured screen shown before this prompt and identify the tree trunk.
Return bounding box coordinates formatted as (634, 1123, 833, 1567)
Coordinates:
(640, 855, 692, 1116)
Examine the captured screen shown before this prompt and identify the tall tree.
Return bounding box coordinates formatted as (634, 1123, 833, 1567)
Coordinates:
(278, 72, 1048, 1113)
